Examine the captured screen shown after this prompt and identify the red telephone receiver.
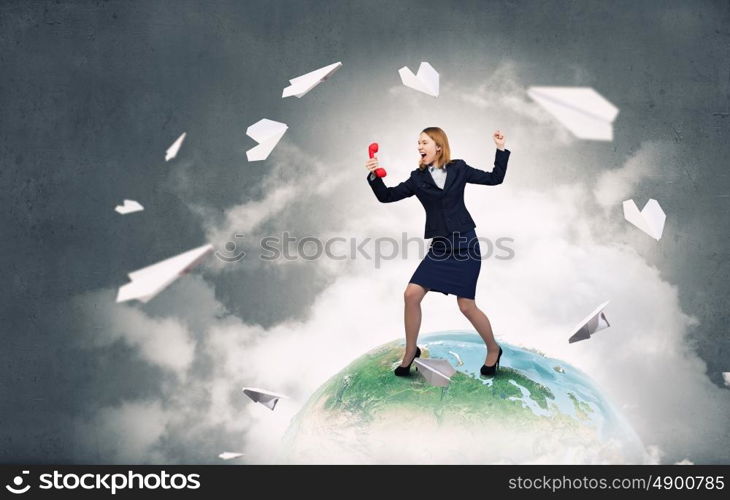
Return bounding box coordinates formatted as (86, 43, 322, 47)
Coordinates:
(368, 143, 387, 178)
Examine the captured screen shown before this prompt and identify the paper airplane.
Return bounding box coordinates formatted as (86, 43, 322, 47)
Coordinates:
(165, 132, 187, 161)
(398, 62, 439, 97)
(413, 358, 456, 387)
(242, 387, 288, 411)
(568, 301, 610, 343)
(282, 61, 342, 98)
(723, 372, 730, 387)
(527, 87, 619, 141)
(116, 244, 213, 303)
(218, 452, 245, 460)
(623, 199, 666, 240)
(114, 199, 144, 215)
(245, 119, 288, 161)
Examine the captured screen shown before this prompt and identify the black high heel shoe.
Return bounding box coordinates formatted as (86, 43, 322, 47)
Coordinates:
(394, 346, 421, 376)
(480, 346, 503, 376)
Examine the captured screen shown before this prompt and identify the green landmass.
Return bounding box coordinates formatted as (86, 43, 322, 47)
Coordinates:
(300, 343, 559, 427)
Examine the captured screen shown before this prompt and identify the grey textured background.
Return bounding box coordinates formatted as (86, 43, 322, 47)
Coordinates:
(1, 0, 728, 463)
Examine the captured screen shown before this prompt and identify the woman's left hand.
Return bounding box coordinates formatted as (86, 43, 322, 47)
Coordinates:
(492, 130, 506, 150)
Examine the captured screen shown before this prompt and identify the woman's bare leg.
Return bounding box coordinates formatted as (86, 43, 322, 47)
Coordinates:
(457, 297, 501, 365)
(400, 283, 429, 367)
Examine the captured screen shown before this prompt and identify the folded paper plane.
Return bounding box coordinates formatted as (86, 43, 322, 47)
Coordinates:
(623, 198, 666, 240)
(114, 199, 144, 215)
(165, 132, 187, 161)
(218, 452, 245, 460)
(116, 244, 213, 303)
(242, 387, 288, 411)
(568, 301, 611, 343)
(398, 62, 439, 97)
(245, 119, 288, 161)
(282, 61, 342, 98)
(527, 87, 619, 141)
(414, 358, 456, 387)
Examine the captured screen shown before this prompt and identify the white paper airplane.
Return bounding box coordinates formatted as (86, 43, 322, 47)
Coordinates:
(568, 301, 610, 343)
(527, 87, 619, 141)
(165, 132, 187, 161)
(448, 351, 464, 366)
(722, 372, 730, 387)
(218, 452, 245, 460)
(623, 199, 666, 240)
(413, 358, 456, 387)
(242, 387, 288, 411)
(245, 119, 288, 161)
(398, 62, 439, 97)
(114, 199, 144, 215)
(282, 61, 342, 98)
(116, 244, 213, 303)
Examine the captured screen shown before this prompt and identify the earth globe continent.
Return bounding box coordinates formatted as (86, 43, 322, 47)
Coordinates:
(280, 332, 649, 464)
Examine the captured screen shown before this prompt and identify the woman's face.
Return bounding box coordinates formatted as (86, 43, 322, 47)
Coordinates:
(418, 132, 440, 166)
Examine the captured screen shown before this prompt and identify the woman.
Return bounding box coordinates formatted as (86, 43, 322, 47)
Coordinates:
(365, 127, 510, 377)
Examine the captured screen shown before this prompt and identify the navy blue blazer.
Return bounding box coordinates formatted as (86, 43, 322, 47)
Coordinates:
(367, 149, 510, 238)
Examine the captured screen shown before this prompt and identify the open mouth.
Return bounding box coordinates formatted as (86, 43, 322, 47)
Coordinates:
(420, 153, 427, 158)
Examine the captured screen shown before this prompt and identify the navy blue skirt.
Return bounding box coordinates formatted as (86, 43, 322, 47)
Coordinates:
(409, 229, 482, 299)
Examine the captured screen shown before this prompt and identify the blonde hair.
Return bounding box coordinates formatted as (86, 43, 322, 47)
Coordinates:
(418, 127, 452, 170)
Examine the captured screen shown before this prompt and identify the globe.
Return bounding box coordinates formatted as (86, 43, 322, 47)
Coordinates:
(280, 332, 648, 464)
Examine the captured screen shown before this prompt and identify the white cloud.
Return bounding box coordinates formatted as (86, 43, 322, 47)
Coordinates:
(77, 400, 170, 464)
(450, 61, 576, 145)
(72, 290, 196, 377)
(593, 140, 680, 209)
(199, 141, 355, 274)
